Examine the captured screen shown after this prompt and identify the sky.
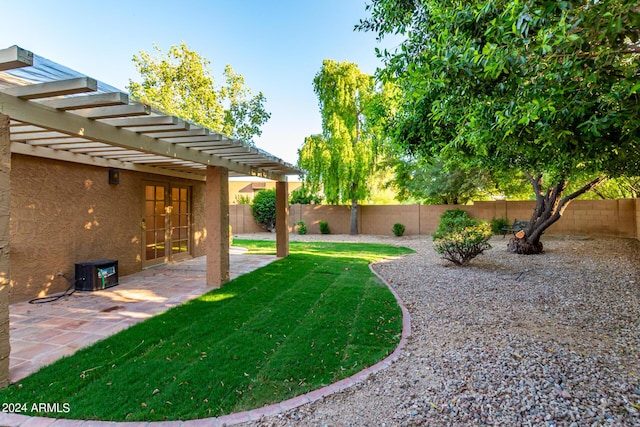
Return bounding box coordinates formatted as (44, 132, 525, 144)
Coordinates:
(1, 1, 402, 167)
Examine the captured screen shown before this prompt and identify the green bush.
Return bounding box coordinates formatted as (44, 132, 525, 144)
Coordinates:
(296, 221, 307, 235)
(490, 217, 510, 234)
(251, 189, 276, 232)
(435, 208, 469, 235)
(319, 221, 330, 234)
(392, 223, 406, 237)
(432, 209, 492, 265)
(289, 185, 323, 205)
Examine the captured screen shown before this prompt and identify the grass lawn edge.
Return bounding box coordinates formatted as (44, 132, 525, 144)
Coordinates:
(0, 242, 414, 426)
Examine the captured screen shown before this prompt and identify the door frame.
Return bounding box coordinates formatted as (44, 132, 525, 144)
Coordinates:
(142, 181, 192, 268)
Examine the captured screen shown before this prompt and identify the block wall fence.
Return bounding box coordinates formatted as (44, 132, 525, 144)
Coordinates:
(230, 198, 640, 241)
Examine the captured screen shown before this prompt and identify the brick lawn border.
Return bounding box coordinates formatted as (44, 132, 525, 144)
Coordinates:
(0, 261, 411, 426)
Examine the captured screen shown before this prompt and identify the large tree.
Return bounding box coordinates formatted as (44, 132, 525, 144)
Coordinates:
(358, 0, 640, 253)
(128, 42, 270, 142)
(298, 60, 383, 235)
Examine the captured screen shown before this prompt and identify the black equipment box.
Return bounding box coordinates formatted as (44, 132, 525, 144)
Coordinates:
(75, 259, 119, 291)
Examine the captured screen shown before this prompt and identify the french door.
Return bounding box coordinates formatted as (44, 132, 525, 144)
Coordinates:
(143, 183, 191, 267)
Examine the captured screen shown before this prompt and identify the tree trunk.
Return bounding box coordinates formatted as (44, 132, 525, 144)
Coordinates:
(350, 198, 359, 235)
(507, 173, 606, 255)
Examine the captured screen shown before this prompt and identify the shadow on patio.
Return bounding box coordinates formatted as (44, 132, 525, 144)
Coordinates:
(8, 248, 277, 383)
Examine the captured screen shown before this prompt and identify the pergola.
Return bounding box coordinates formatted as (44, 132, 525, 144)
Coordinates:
(0, 45, 302, 387)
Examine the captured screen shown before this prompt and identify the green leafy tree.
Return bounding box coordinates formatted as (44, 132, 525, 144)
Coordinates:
(128, 42, 270, 142)
(358, 1, 640, 253)
(298, 60, 381, 234)
(392, 155, 490, 204)
(391, 154, 532, 204)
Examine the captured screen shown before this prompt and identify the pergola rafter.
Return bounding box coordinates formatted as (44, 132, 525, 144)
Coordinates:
(0, 45, 301, 181)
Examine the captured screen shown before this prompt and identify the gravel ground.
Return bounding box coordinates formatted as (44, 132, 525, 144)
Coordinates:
(236, 233, 640, 427)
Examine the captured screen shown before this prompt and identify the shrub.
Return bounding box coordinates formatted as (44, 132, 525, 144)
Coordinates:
(392, 223, 406, 237)
(432, 209, 492, 265)
(435, 208, 469, 235)
(319, 221, 330, 234)
(296, 221, 307, 235)
(229, 225, 233, 247)
(289, 185, 323, 205)
(490, 217, 510, 234)
(251, 189, 276, 232)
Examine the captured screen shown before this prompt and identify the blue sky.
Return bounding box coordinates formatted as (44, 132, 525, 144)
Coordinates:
(1, 1, 401, 165)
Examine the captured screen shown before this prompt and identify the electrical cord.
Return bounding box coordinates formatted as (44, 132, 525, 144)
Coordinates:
(28, 273, 76, 304)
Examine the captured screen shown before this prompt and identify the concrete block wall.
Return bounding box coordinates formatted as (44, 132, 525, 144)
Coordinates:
(230, 199, 640, 240)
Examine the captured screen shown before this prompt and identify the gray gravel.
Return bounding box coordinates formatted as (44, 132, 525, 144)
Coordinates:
(236, 233, 640, 426)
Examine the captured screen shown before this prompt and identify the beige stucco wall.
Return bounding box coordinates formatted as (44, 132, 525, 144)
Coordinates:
(229, 180, 301, 205)
(231, 199, 640, 239)
(10, 154, 206, 304)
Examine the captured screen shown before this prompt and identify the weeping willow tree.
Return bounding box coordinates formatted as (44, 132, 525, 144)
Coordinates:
(298, 60, 392, 234)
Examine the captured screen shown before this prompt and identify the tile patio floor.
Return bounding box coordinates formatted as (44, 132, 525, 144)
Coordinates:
(8, 248, 277, 384)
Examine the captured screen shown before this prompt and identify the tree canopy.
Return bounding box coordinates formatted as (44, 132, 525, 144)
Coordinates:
(128, 42, 270, 142)
(358, 0, 640, 253)
(298, 60, 384, 234)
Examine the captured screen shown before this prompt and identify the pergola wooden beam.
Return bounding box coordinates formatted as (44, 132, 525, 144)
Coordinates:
(0, 92, 291, 179)
(0, 45, 33, 71)
(24, 137, 88, 145)
(1, 77, 98, 99)
(7, 125, 44, 133)
(149, 129, 210, 139)
(202, 146, 252, 154)
(158, 135, 225, 144)
(71, 103, 151, 119)
(37, 92, 129, 110)
(99, 115, 182, 128)
(11, 131, 69, 141)
(48, 142, 106, 150)
(10, 142, 206, 181)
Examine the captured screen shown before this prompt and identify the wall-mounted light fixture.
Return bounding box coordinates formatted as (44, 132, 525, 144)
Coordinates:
(108, 168, 120, 185)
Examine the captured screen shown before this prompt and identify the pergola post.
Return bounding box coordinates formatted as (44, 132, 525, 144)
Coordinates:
(276, 180, 289, 258)
(205, 166, 230, 287)
(0, 114, 11, 388)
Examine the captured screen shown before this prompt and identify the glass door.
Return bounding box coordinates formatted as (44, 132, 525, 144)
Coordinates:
(143, 183, 191, 267)
(144, 184, 169, 267)
(170, 186, 191, 261)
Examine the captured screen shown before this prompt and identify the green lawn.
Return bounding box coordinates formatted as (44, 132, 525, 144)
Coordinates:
(0, 240, 413, 421)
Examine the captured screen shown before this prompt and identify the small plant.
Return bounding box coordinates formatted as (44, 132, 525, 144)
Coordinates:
(251, 189, 276, 232)
(432, 209, 492, 265)
(319, 221, 330, 234)
(234, 194, 252, 205)
(392, 223, 406, 237)
(296, 221, 307, 235)
(490, 217, 510, 234)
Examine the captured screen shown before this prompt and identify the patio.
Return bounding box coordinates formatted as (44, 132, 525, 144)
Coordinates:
(8, 248, 277, 383)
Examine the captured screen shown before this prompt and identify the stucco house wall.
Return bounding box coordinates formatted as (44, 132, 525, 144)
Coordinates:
(9, 154, 206, 303)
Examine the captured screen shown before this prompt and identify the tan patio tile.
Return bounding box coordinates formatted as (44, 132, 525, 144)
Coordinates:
(45, 331, 94, 346)
(11, 342, 60, 360)
(8, 325, 43, 340)
(8, 253, 277, 383)
(35, 317, 74, 328)
(14, 315, 55, 326)
(56, 319, 91, 331)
